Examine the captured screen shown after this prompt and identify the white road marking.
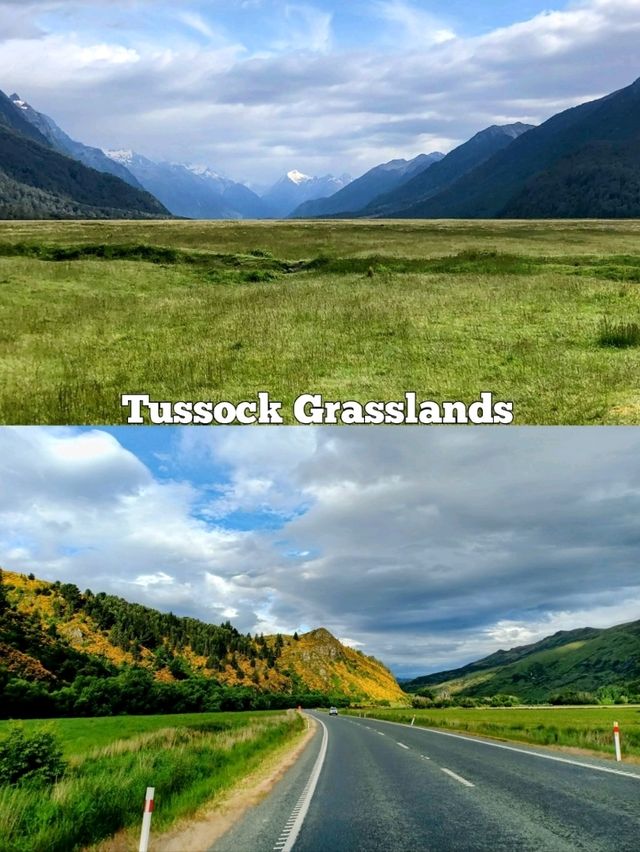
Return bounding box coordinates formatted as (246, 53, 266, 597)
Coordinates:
(421, 755, 431, 761)
(397, 742, 409, 750)
(274, 715, 329, 852)
(353, 716, 640, 782)
(441, 768, 475, 788)
(377, 731, 385, 736)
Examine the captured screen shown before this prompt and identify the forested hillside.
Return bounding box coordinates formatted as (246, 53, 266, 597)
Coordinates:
(0, 570, 405, 718)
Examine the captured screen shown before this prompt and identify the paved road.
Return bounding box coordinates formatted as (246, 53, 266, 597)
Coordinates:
(213, 712, 640, 851)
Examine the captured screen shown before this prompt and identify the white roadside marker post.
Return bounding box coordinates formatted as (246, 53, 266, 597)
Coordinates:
(139, 786, 155, 852)
(613, 722, 622, 762)
(411, 716, 415, 726)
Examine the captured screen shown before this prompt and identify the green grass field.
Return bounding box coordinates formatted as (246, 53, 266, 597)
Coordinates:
(0, 710, 286, 757)
(0, 710, 304, 852)
(345, 705, 640, 759)
(2, 219, 640, 424)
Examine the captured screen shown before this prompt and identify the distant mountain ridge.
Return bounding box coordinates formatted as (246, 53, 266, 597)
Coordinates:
(263, 169, 351, 218)
(363, 123, 535, 218)
(289, 152, 444, 218)
(0, 89, 170, 219)
(397, 77, 640, 219)
(405, 620, 640, 702)
(9, 93, 143, 189)
(107, 150, 272, 219)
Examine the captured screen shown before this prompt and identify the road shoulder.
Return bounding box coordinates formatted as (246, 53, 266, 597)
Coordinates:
(156, 713, 318, 852)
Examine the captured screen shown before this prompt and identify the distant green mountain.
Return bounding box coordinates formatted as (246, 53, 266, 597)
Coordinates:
(396, 77, 640, 219)
(405, 620, 640, 702)
(0, 89, 170, 219)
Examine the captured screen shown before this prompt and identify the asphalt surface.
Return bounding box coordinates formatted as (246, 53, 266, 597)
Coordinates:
(213, 712, 640, 851)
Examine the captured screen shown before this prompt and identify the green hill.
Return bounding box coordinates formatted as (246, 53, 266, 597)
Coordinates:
(0, 569, 405, 718)
(0, 89, 169, 219)
(406, 621, 640, 703)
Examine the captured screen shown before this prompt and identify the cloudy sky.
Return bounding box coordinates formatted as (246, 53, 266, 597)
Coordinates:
(1, 427, 639, 678)
(0, 1, 638, 183)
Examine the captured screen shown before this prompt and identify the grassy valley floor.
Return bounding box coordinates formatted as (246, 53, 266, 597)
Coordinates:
(1, 219, 640, 424)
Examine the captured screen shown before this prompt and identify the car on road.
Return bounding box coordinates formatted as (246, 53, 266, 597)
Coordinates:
(329, 706, 338, 716)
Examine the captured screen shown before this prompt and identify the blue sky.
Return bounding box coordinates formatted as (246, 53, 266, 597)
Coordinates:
(2, 427, 640, 678)
(0, 0, 638, 182)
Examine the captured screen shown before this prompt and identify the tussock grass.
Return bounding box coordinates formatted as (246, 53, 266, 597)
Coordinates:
(346, 706, 640, 758)
(598, 318, 640, 348)
(0, 711, 303, 852)
(2, 220, 640, 424)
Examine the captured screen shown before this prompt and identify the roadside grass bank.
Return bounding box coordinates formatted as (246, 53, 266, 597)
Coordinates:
(0, 711, 304, 852)
(343, 706, 640, 760)
(2, 220, 640, 424)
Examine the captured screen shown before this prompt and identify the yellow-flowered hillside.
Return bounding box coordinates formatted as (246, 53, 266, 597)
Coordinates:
(0, 569, 407, 705)
(278, 628, 406, 703)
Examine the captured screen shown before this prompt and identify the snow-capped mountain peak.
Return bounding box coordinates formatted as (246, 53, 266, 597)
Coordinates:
(287, 169, 312, 185)
(9, 93, 27, 110)
(106, 149, 136, 166)
(186, 164, 224, 180)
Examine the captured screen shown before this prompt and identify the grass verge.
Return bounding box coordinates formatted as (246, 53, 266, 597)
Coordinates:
(0, 711, 304, 852)
(344, 706, 640, 760)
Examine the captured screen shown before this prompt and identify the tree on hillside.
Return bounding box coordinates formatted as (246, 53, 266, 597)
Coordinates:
(0, 569, 7, 614)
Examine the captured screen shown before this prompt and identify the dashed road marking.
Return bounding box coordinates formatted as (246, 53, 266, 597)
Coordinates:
(353, 716, 640, 781)
(441, 768, 475, 788)
(397, 742, 410, 750)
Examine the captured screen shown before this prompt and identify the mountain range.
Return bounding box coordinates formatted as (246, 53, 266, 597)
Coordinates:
(0, 569, 405, 710)
(106, 150, 271, 219)
(3, 77, 640, 219)
(0, 89, 169, 219)
(405, 619, 640, 703)
(378, 78, 640, 219)
(361, 123, 534, 218)
(10, 93, 143, 190)
(263, 169, 352, 217)
(289, 152, 444, 218)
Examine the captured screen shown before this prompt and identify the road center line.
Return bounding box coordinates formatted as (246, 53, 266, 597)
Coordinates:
(355, 717, 640, 781)
(397, 742, 409, 749)
(274, 715, 329, 852)
(441, 768, 475, 788)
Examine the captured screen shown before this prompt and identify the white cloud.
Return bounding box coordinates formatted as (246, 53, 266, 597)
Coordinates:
(0, 0, 638, 180)
(375, 0, 456, 47)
